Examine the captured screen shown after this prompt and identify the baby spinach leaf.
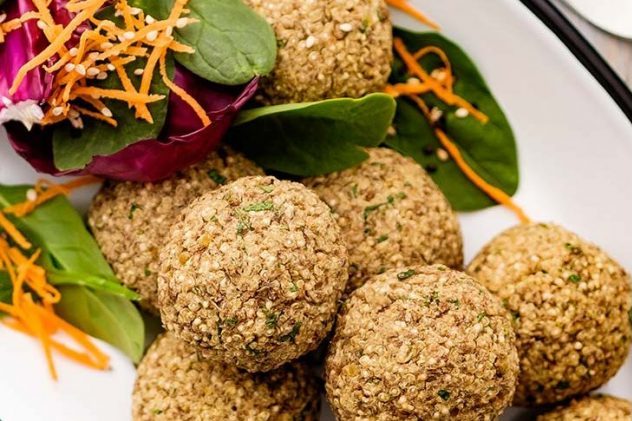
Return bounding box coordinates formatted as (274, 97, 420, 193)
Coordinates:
(47, 270, 140, 300)
(229, 93, 397, 176)
(0, 184, 145, 362)
(51, 6, 174, 171)
(0, 272, 11, 313)
(152, 0, 276, 85)
(386, 28, 518, 211)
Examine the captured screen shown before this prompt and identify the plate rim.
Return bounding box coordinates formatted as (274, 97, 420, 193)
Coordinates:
(520, 0, 632, 123)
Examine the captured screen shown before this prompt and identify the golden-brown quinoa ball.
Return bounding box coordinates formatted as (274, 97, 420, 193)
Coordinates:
(304, 148, 463, 292)
(244, 0, 392, 103)
(467, 223, 632, 406)
(158, 176, 348, 372)
(133, 333, 321, 421)
(325, 265, 519, 420)
(87, 148, 263, 313)
(537, 394, 632, 421)
(88, 148, 263, 313)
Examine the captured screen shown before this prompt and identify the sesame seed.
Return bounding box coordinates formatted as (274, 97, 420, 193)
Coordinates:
(36, 20, 47, 30)
(101, 42, 113, 49)
(407, 77, 421, 85)
(52, 106, 64, 116)
(89, 52, 99, 60)
(129, 7, 142, 15)
(339, 23, 353, 32)
(176, 17, 188, 28)
(26, 189, 37, 202)
(387, 126, 396, 136)
(146, 31, 158, 42)
(75, 64, 86, 76)
(430, 107, 443, 123)
(101, 107, 113, 118)
(134, 68, 144, 76)
(97, 72, 108, 80)
(64, 63, 75, 72)
(305, 35, 316, 48)
(455, 108, 469, 118)
(124, 31, 135, 40)
(69, 47, 79, 57)
(87, 67, 100, 77)
(436, 148, 449, 162)
(114, 10, 122, 17)
(165, 27, 173, 37)
(0, 14, 6, 24)
(145, 15, 155, 24)
(70, 117, 83, 129)
(106, 64, 115, 71)
(68, 109, 79, 118)
(431, 68, 447, 82)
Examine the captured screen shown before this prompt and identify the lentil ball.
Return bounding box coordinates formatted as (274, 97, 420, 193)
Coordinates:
(467, 223, 632, 406)
(537, 394, 632, 421)
(88, 148, 263, 313)
(133, 333, 320, 421)
(304, 147, 463, 292)
(325, 265, 519, 420)
(244, 0, 392, 103)
(158, 176, 348, 372)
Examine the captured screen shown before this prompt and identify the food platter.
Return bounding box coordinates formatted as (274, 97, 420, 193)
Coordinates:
(1, 0, 631, 419)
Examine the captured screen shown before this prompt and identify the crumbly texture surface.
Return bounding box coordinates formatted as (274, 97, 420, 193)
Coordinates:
(158, 176, 348, 372)
(305, 148, 463, 292)
(133, 333, 321, 421)
(244, 0, 392, 103)
(88, 148, 263, 313)
(537, 395, 632, 421)
(467, 223, 632, 406)
(325, 265, 519, 420)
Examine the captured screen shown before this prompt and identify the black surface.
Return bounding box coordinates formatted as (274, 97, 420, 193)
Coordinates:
(520, 0, 632, 123)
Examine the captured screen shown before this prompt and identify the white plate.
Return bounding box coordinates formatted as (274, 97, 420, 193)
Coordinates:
(1, 0, 631, 419)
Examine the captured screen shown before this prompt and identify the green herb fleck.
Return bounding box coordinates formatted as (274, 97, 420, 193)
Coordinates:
(376, 234, 389, 243)
(397, 269, 416, 280)
(207, 169, 227, 185)
(511, 310, 521, 321)
(144, 267, 151, 277)
(151, 408, 163, 415)
(568, 274, 582, 283)
(259, 185, 274, 193)
(438, 389, 451, 401)
(263, 308, 278, 329)
(224, 317, 238, 327)
(425, 290, 440, 306)
(564, 243, 582, 254)
(377, 267, 387, 274)
(235, 210, 252, 236)
(128, 202, 140, 219)
(477, 312, 488, 322)
(245, 341, 261, 356)
(279, 322, 302, 343)
(243, 201, 274, 212)
(289, 282, 299, 293)
(448, 298, 460, 308)
(364, 203, 385, 220)
(350, 183, 359, 198)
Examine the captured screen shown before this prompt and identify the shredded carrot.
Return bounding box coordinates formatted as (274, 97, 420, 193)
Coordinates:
(0, 198, 111, 379)
(385, 0, 440, 30)
(385, 82, 431, 98)
(0, 213, 31, 250)
(4, 176, 101, 218)
(435, 129, 529, 223)
(393, 38, 489, 123)
(159, 54, 211, 127)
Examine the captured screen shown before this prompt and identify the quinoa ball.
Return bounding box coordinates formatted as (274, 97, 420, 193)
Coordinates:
(325, 265, 519, 420)
(244, 0, 392, 103)
(537, 395, 632, 421)
(467, 223, 632, 406)
(88, 148, 263, 313)
(158, 176, 348, 372)
(304, 148, 463, 292)
(133, 333, 320, 420)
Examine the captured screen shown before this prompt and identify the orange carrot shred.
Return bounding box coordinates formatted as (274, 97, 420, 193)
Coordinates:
(0, 213, 31, 249)
(385, 0, 440, 30)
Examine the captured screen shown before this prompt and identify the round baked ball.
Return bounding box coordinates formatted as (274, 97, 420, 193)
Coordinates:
(305, 148, 463, 292)
(537, 395, 632, 421)
(325, 265, 519, 420)
(244, 0, 392, 103)
(158, 176, 348, 372)
(88, 148, 263, 313)
(467, 223, 632, 406)
(133, 333, 320, 420)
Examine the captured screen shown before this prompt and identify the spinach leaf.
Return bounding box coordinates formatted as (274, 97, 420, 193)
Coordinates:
(0, 272, 11, 313)
(47, 270, 140, 300)
(229, 93, 396, 176)
(51, 6, 174, 171)
(0, 185, 145, 362)
(150, 0, 276, 85)
(386, 29, 518, 211)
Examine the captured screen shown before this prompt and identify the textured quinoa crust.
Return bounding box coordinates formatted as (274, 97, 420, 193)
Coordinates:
(305, 148, 463, 292)
(467, 223, 632, 406)
(244, 0, 392, 103)
(158, 176, 348, 372)
(88, 148, 263, 313)
(537, 394, 632, 421)
(133, 334, 320, 421)
(325, 265, 519, 420)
